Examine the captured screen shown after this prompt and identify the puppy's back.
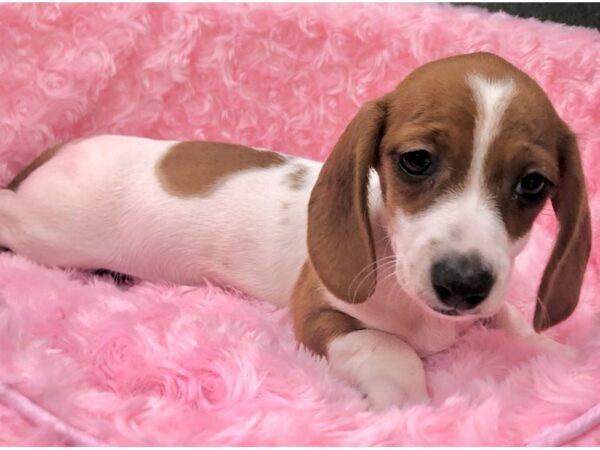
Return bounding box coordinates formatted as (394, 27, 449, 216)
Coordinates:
(3, 135, 321, 306)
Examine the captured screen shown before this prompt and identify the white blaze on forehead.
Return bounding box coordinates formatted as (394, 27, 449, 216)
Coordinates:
(466, 74, 517, 190)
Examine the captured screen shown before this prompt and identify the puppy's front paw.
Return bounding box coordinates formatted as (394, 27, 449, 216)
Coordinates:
(328, 329, 430, 410)
(529, 334, 577, 359)
(364, 379, 430, 410)
(493, 304, 577, 359)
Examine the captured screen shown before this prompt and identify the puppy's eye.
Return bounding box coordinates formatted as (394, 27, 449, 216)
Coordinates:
(515, 173, 552, 204)
(398, 150, 434, 177)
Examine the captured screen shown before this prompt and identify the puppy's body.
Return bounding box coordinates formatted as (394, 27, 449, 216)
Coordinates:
(3, 135, 321, 307)
(3, 135, 467, 357)
(1, 53, 591, 409)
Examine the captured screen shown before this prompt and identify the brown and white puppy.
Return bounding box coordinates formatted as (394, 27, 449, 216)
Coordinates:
(0, 52, 591, 409)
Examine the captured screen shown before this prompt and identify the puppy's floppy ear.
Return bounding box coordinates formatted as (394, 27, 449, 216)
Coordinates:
(534, 127, 592, 331)
(307, 99, 387, 303)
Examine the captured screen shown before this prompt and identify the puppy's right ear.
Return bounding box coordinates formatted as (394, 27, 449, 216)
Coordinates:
(307, 99, 387, 303)
(534, 127, 592, 331)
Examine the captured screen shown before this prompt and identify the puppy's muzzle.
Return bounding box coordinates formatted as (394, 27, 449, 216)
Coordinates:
(430, 253, 495, 314)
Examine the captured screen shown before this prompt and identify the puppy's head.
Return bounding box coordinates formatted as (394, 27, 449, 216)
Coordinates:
(308, 52, 591, 330)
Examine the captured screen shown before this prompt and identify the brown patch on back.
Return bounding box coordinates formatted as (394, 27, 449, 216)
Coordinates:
(8, 145, 61, 191)
(291, 261, 362, 356)
(157, 141, 287, 197)
(285, 165, 308, 191)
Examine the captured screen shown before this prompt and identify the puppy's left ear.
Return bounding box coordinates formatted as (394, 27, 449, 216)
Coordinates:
(307, 99, 388, 303)
(534, 127, 592, 331)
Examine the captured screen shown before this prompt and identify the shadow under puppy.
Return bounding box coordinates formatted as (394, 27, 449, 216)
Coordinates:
(0, 52, 591, 409)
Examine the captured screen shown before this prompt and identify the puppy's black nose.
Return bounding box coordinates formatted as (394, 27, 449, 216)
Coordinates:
(431, 254, 495, 311)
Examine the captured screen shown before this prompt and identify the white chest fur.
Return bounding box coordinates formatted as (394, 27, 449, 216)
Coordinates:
(325, 249, 475, 357)
(324, 181, 475, 357)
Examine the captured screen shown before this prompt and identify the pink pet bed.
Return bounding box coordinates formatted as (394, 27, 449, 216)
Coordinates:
(1, 3, 600, 446)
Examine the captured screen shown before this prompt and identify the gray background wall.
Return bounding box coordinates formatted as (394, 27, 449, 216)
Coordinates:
(458, 3, 600, 30)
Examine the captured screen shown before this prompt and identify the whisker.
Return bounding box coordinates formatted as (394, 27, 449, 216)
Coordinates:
(379, 234, 393, 257)
(370, 263, 400, 314)
(534, 294, 550, 328)
(348, 258, 397, 304)
(349, 256, 395, 286)
(347, 220, 396, 302)
(375, 232, 389, 245)
(348, 256, 396, 303)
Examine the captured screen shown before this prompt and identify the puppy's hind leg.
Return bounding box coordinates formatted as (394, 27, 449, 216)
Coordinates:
(91, 269, 136, 286)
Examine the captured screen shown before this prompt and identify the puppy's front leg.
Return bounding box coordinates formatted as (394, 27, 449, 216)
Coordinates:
(492, 302, 536, 338)
(492, 303, 575, 356)
(328, 329, 430, 409)
(292, 265, 429, 409)
(295, 306, 428, 409)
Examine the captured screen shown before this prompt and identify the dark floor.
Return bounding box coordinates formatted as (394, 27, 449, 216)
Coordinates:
(457, 3, 600, 30)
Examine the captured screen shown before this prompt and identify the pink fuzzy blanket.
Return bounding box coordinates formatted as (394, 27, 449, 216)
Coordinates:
(1, 3, 599, 446)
